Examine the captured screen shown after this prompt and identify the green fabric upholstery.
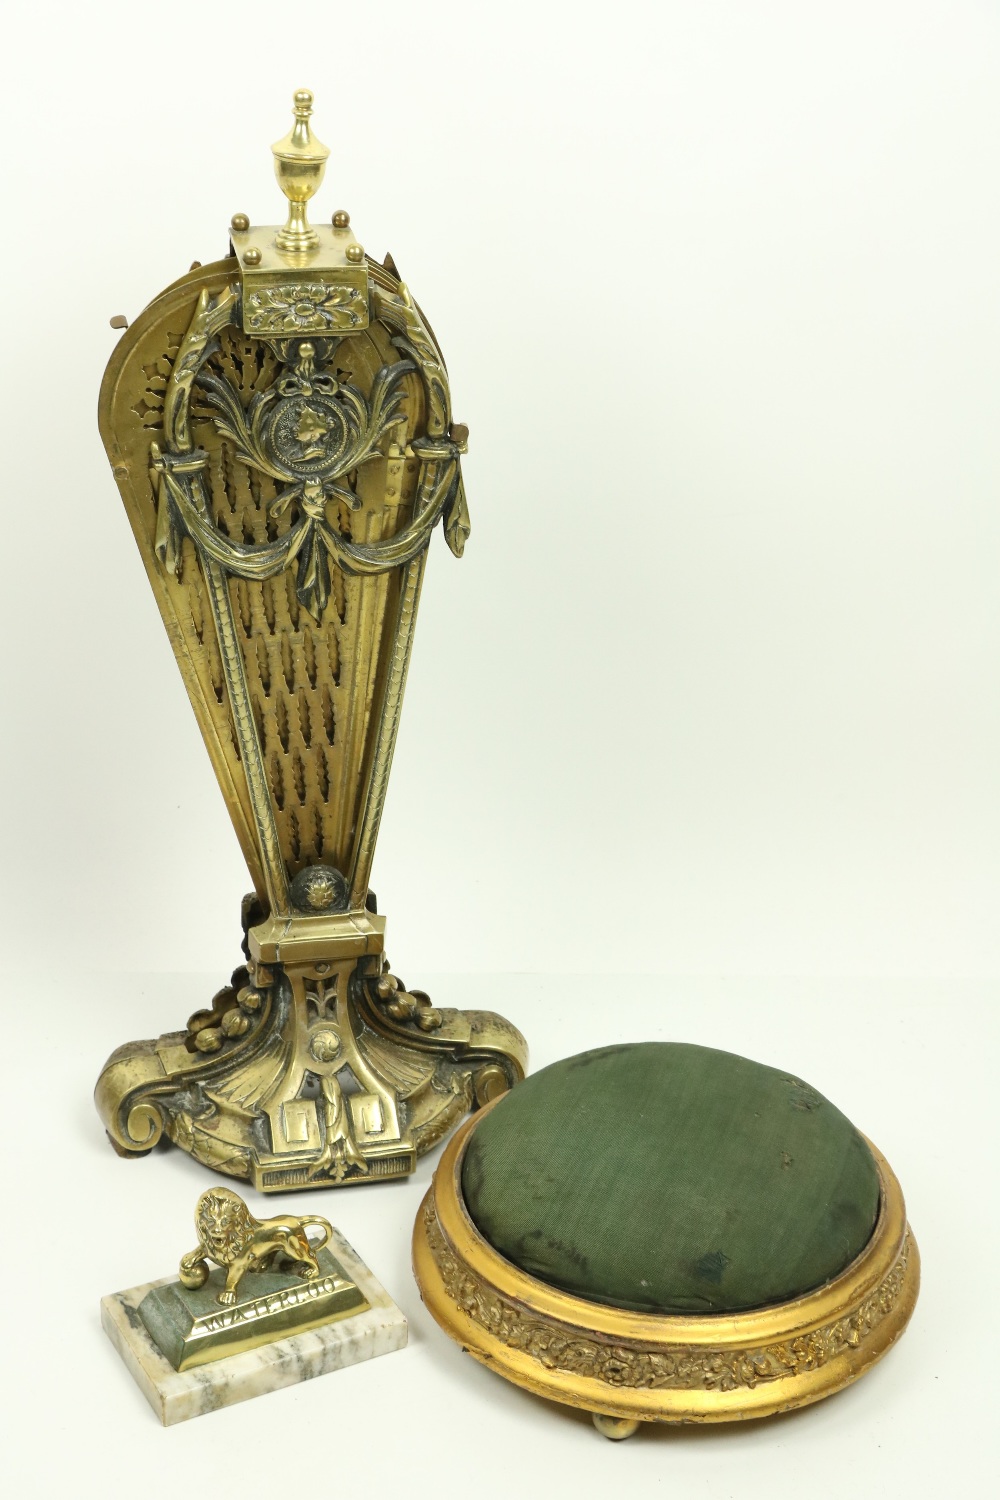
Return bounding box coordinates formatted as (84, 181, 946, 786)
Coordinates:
(462, 1042, 880, 1315)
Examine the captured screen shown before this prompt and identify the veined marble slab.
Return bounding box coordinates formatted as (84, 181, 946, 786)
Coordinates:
(102, 1225, 407, 1425)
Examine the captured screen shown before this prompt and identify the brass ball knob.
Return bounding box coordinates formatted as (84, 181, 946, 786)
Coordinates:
(332, 209, 350, 228)
(230, 212, 250, 232)
(345, 243, 364, 264)
(244, 247, 262, 266)
(290, 863, 348, 913)
(293, 88, 313, 110)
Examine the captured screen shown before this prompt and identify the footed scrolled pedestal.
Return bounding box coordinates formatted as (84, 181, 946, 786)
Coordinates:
(412, 1043, 919, 1438)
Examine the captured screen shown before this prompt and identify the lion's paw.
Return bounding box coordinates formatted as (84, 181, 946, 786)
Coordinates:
(217, 1290, 238, 1306)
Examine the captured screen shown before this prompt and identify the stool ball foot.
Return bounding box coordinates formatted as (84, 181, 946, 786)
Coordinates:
(592, 1413, 640, 1441)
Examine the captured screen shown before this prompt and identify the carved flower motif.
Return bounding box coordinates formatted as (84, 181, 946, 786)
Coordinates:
(284, 293, 329, 327)
(601, 1350, 639, 1385)
(245, 283, 364, 334)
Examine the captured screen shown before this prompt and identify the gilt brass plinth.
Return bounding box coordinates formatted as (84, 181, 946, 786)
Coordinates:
(94, 94, 526, 1190)
(413, 1106, 920, 1435)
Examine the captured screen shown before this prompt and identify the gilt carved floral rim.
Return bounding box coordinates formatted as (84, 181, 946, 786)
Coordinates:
(412, 1103, 920, 1424)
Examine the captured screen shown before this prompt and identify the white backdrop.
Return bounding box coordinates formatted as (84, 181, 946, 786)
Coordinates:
(1, 0, 997, 981)
(1, 7, 998, 1498)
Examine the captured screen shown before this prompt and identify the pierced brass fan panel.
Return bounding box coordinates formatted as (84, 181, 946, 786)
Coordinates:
(95, 93, 526, 1191)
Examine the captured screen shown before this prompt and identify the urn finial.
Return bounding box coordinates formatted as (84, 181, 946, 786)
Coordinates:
(272, 89, 330, 253)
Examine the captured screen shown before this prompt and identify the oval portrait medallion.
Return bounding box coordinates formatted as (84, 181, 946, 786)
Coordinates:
(267, 394, 349, 477)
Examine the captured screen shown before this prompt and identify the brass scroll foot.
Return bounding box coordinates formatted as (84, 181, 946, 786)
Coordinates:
(95, 898, 526, 1192)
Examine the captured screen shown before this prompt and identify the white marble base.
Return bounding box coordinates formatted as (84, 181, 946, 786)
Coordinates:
(101, 1226, 407, 1425)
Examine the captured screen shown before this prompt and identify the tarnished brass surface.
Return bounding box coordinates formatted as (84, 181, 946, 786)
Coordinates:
(94, 93, 526, 1189)
(413, 1109, 920, 1435)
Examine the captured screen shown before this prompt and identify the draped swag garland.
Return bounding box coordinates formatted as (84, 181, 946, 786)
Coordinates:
(152, 281, 470, 620)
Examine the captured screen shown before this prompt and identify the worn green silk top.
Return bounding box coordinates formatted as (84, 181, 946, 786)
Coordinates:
(462, 1042, 880, 1314)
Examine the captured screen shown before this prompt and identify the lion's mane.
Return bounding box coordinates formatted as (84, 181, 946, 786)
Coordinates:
(195, 1187, 256, 1265)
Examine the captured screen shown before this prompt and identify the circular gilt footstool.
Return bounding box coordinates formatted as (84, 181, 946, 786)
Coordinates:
(412, 1042, 918, 1438)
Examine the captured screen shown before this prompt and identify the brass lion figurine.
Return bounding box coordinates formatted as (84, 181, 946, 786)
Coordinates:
(179, 1186, 333, 1306)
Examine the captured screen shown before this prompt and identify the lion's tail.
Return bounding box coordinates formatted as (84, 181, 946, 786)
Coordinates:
(298, 1214, 333, 1254)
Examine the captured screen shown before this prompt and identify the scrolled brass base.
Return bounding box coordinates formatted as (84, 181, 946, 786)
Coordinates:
(95, 898, 526, 1192)
(412, 1106, 919, 1437)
